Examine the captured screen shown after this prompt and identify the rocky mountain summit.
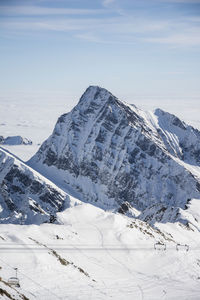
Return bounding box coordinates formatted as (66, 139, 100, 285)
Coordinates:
(28, 86, 200, 213)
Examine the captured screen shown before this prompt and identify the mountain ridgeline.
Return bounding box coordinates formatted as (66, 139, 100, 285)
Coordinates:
(28, 86, 200, 212)
(0, 147, 68, 224)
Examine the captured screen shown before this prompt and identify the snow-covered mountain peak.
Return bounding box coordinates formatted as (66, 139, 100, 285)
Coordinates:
(77, 85, 116, 109)
(28, 87, 200, 212)
(75, 86, 142, 127)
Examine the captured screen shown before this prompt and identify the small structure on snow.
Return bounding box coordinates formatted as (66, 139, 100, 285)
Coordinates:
(154, 242, 166, 251)
(176, 243, 189, 251)
(8, 268, 20, 288)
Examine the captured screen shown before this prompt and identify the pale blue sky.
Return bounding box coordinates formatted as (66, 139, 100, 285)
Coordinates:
(0, 0, 200, 100)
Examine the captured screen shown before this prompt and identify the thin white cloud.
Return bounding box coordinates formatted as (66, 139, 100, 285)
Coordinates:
(1, 3, 200, 48)
(186, 16, 200, 22)
(102, 0, 115, 7)
(0, 16, 171, 35)
(156, 0, 200, 2)
(166, 71, 185, 75)
(146, 35, 200, 46)
(1, 19, 88, 32)
(0, 6, 106, 16)
(75, 32, 107, 43)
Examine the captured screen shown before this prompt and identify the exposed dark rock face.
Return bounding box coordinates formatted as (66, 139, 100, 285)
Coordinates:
(28, 86, 200, 211)
(0, 148, 67, 224)
(0, 135, 32, 145)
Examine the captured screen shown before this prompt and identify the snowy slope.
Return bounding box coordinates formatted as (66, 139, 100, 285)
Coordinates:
(28, 86, 200, 212)
(0, 147, 69, 224)
(0, 202, 200, 300)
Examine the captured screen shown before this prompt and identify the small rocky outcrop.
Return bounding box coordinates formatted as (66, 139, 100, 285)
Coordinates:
(0, 135, 32, 145)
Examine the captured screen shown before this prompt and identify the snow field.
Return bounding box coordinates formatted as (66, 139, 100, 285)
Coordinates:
(1, 202, 200, 299)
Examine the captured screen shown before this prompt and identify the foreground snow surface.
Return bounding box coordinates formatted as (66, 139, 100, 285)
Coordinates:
(0, 202, 200, 300)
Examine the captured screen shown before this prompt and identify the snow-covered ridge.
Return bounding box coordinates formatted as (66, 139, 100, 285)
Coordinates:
(150, 108, 200, 165)
(0, 147, 69, 224)
(28, 86, 200, 212)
